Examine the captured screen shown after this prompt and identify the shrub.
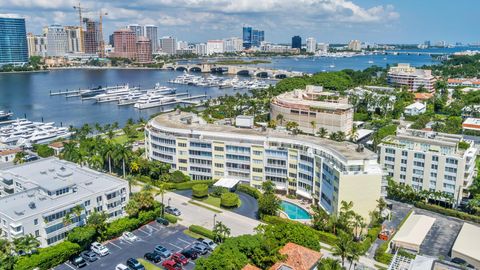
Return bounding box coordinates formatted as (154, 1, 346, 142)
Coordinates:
(358, 226, 382, 254)
(174, 180, 216, 190)
(33, 144, 55, 158)
(374, 241, 393, 264)
(170, 170, 190, 183)
(15, 241, 81, 270)
(192, 184, 209, 198)
(211, 186, 228, 197)
(237, 184, 262, 199)
(220, 192, 240, 208)
(138, 208, 161, 225)
(67, 225, 97, 249)
(164, 213, 178, 224)
(414, 202, 480, 223)
(103, 217, 141, 240)
(189, 225, 215, 239)
(318, 231, 338, 246)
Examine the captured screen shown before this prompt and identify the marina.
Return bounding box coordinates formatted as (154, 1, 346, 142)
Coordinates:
(0, 118, 72, 147)
(168, 74, 271, 89)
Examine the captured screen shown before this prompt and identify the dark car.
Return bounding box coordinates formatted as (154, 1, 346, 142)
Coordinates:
(23, 155, 38, 162)
(180, 248, 198, 260)
(144, 252, 162, 263)
(126, 258, 145, 270)
(80, 250, 98, 262)
(451, 257, 474, 268)
(191, 242, 208, 255)
(70, 256, 87, 268)
(156, 217, 169, 226)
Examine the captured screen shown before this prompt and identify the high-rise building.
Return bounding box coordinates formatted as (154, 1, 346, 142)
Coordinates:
(27, 33, 47, 57)
(127, 24, 143, 38)
(224, 37, 243, 52)
(160, 36, 176, 55)
(64, 26, 83, 53)
(291, 36, 301, 49)
(176, 40, 189, 50)
(306, 37, 316, 53)
(206, 40, 224, 55)
(317, 43, 329, 53)
(144, 25, 158, 52)
(242, 26, 264, 49)
(347, 40, 361, 51)
(46, 25, 68, 57)
(195, 43, 207, 56)
(84, 19, 99, 54)
(387, 63, 436, 92)
(0, 16, 28, 66)
(136, 36, 152, 63)
(112, 28, 136, 59)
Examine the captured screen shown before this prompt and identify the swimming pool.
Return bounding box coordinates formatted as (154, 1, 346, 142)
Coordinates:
(280, 201, 312, 220)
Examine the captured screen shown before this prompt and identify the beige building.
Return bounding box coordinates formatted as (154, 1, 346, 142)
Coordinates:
(145, 111, 383, 220)
(387, 63, 436, 92)
(270, 85, 353, 135)
(378, 128, 478, 204)
(451, 223, 480, 269)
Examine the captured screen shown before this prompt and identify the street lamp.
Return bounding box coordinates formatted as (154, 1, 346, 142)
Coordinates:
(168, 198, 171, 207)
(213, 214, 217, 229)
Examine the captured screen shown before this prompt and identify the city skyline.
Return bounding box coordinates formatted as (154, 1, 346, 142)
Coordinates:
(0, 0, 479, 44)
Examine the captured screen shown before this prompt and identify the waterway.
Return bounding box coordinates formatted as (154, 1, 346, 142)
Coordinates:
(0, 47, 476, 127)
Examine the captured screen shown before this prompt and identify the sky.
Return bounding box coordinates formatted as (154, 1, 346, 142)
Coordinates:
(1, 0, 479, 44)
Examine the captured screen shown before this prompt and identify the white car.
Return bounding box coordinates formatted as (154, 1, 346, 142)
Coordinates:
(115, 263, 129, 270)
(198, 238, 217, 251)
(91, 241, 110, 256)
(122, 231, 138, 242)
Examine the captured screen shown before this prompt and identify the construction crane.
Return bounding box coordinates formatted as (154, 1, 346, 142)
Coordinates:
(73, 2, 89, 53)
(98, 10, 108, 58)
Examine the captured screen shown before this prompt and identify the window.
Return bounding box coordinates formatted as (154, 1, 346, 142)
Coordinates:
(432, 156, 439, 162)
(400, 167, 407, 172)
(401, 159, 407, 164)
(84, 200, 90, 207)
(214, 146, 224, 151)
(96, 196, 102, 202)
(253, 168, 263, 173)
(34, 219, 38, 225)
(179, 159, 187, 164)
(430, 172, 437, 178)
(289, 164, 297, 169)
(385, 148, 395, 154)
(35, 230, 40, 237)
(400, 174, 406, 180)
(446, 158, 458, 165)
(445, 167, 457, 173)
(215, 163, 224, 168)
(414, 153, 425, 159)
(431, 164, 438, 170)
(214, 154, 224, 159)
(253, 159, 263, 164)
(402, 151, 408, 157)
(413, 161, 424, 167)
(385, 156, 395, 162)
(253, 150, 262, 155)
(178, 142, 187, 147)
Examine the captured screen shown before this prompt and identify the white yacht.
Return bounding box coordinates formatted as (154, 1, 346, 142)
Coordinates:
(0, 119, 72, 145)
(134, 92, 176, 109)
(117, 90, 145, 106)
(0, 111, 13, 121)
(94, 84, 139, 103)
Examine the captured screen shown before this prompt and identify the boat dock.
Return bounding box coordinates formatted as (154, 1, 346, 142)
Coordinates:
(134, 94, 208, 110)
(50, 89, 82, 96)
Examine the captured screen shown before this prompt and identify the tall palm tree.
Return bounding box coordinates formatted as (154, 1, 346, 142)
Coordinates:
(126, 175, 138, 194)
(333, 231, 353, 267)
(310, 120, 317, 135)
(102, 142, 114, 173)
(347, 244, 361, 270)
(349, 124, 359, 142)
(14, 234, 40, 254)
(88, 154, 104, 171)
(319, 258, 342, 270)
(317, 127, 328, 138)
(113, 143, 131, 178)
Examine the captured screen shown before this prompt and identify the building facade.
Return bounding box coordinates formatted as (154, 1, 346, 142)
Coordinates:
(306, 37, 316, 53)
(0, 158, 129, 247)
(84, 19, 99, 55)
(387, 63, 436, 91)
(270, 85, 354, 135)
(113, 29, 137, 59)
(127, 24, 143, 38)
(195, 43, 207, 56)
(291, 36, 302, 49)
(46, 25, 67, 57)
(136, 36, 152, 63)
(242, 26, 264, 49)
(378, 129, 478, 204)
(224, 37, 243, 52)
(0, 17, 28, 66)
(160, 36, 176, 55)
(144, 25, 158, 52)
(27, 33, 47, 57)
(145, 112, 383, 219)
(64, 26, 83, 53)
(206, 40, 224, 55)
(348, 40, 361, 51)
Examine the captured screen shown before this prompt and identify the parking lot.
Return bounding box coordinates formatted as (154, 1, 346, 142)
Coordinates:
(55, 222, 203, 270)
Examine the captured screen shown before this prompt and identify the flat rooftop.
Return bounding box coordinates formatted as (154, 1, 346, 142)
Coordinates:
(150, 112, 378, 161)
(0, 158, 126, 221)
(452, 223, 480, 264)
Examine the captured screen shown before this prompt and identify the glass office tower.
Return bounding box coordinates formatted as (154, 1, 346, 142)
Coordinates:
(0, 17, 28, 66)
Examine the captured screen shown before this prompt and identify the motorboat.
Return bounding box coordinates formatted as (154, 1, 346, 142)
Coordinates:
(134, 92, 176, 109)
(0, 111, 13, 121)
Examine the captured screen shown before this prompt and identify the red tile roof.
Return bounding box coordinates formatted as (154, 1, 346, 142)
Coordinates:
(243, 264, 262, 270)
(0, 149, 21, 156)
(414, 93, 434, 100)
(269, 243, 322, 270)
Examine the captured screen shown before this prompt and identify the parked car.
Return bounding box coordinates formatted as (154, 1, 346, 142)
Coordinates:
(69, 255, 87, 268)
(197, 238, 217, 251)
(191, 242, 208, 255)
(180, 248, 198, 260)
(170, 253, 189, 265)
(162, 259, 183, 270)
(165, 206, 181, 216)
(91, 242, 109, 256)
(156, 217, 169, 226)
(122, 231, 138, 242)
(144, 252, 162, 263)
(154, 245, 172, 258)
(115, 263, 130, 270)
(23, 155, 38, 162)
(451, 257, 474, 268)
(126, 258, 145, 270)
(80, 250, 98, 262)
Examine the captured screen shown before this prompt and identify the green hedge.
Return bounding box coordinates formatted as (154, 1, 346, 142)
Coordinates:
(174, 180, 216, 190)
(237, 184, 262, 199)
(220, 193, 240, 208)
(414, 202, 480, 223)
(67, 225, 97, 250)
(359, 226, 382, 254)
(192, 184, 209, 198)
(138, 208, 162, 224)
(189, 225, 215, 239)
(15, 241, 81, 270)
(165, 213, 178, 224)
(318, 231, 338, 246)
(103, 218, 141, 240)
(374, 241, 393, 264)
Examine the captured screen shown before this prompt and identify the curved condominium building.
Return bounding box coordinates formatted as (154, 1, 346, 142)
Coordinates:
(145, 111, 383, 219)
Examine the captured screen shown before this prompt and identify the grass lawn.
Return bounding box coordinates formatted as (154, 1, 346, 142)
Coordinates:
(193, 195, 242, 209)
(138, 258, 162, 270)
(113, 132, 144, 144)
(183, 229, 203, 239)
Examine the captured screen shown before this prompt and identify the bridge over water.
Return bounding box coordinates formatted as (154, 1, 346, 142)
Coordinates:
(163, 63, 307, 78)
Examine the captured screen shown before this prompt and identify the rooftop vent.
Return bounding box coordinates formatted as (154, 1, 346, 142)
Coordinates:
(85, 181, 93, 186)
(28, 202, 36, 209)
(48, 168, 55, 172)
(14, 210, 24, 216)
(38, 196, 46, 201)
(40, 170, 47, 174)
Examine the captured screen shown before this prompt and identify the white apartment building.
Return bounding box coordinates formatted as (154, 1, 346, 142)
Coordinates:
(224, 37, 243, 52)
(160, 36, 176, 55)
(144, 25, 158, 52)
(26, 33, 47, 57)
(270, 85, 354, 135)
(348, 40, 361, 51)
(306, 37, 317, 53)
(378, 129, 478, 204)
(404, 102, 426, 116)
(387, 63, 436, 92)
(206, 40, 224, 55)
(0, 158, 129, 247)
(145, 111, 383, 219)
(64, 26, 83, 53)
(195, 43, 207, 56)
(46, 25, 67, 57)
(127, 24, 143, 37)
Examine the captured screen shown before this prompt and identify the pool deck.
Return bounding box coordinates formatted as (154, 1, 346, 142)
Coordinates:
(279, 196, 314, 225)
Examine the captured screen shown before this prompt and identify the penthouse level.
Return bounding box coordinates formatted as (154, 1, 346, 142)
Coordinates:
(0, 158, 129, 247)
(145, 111, 383, 220)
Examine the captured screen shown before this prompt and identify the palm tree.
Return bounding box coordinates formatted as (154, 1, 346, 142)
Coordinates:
(71, 205, 83, 219)
(102, 142, 114, 173)
(88, 154, 104, 170)
(113, 143, 131, 178)
(336, 131, 346, 141)
(62, 212, 72, 226)
(13, 234, 40, 254)
(276, 114, 284, 126)
(347, 244, 361, 270)
(126, 175, 138, 194)
(318, 258, 342, 270)
(317, 127, 328, 138)
(333, 231, 353, 267)
(310, 120, 317, 135)
(349, 124, 358, 142)
(94, 122, 103, 134)
(213, 221, 230, 243)
(352, 214, 366, 240)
